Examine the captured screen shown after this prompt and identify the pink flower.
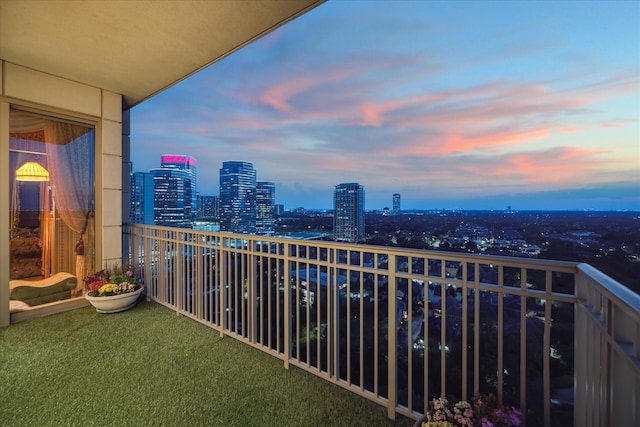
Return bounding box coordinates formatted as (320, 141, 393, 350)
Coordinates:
(126, 270, 133, 276)
(425, 394, 521, 427)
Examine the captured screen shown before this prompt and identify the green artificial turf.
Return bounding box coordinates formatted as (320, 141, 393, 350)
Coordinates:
(0, 301, 415, 426)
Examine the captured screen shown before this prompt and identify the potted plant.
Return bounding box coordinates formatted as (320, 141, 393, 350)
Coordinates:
(84, 264, 143, 313)
(415, 393, 521, 427)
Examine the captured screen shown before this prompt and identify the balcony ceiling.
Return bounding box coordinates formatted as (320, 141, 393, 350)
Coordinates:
(0, 0, 324, 107)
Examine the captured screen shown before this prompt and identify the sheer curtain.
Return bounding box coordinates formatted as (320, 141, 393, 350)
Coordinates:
(44, 120, 95, 291)
(40, 174, 51, 277)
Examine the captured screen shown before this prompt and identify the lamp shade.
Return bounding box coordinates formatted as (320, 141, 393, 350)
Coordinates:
(16, 161, 50, 181)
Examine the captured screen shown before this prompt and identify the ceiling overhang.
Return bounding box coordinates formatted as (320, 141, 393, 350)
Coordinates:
(0, 0, 325, 107)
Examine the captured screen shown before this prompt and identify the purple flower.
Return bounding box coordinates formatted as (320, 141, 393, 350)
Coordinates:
(509, 410, 522, 426)
(481, 417, 494, 427)
(126, 270, 133, 276)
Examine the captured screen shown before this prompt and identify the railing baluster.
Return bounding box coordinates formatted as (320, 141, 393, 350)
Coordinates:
(473, 261, 480, 397)
(461, 262, 468, 402)
(543, 270, 552, 427)
(497, 264, 504, 403)
(516, 266, 520, 427)
(387, 253, 397, 420)
(283, 247, 290, 369)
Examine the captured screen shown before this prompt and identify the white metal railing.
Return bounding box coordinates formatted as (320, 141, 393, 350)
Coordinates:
(574, 263, 640, 427)
(123, 224, 640, 426)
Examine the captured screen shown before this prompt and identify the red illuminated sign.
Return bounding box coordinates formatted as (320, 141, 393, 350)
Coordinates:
(161, 155, 196, 167)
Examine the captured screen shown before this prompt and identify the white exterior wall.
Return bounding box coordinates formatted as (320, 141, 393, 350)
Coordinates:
(0, 61, 123, 326)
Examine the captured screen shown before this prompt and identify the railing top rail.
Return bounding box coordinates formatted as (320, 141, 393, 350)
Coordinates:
(578, 262, 640, 313)
(124, 223, 578, 271)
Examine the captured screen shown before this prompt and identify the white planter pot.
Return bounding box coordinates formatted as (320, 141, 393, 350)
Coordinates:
(85, 286, 144, 313)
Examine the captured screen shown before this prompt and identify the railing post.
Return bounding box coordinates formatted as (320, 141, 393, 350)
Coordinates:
(220, 239, 228, 333)
(387, 254, 397, 420)
(574, 268, 585, 426)
(330, 248, 337, 380)
(143, 226, 152, 300)
(175, 231, 182, 315)
(283, 244, 291, 370)
(158, 230, 166, 303)
(249, 238, 258, 344)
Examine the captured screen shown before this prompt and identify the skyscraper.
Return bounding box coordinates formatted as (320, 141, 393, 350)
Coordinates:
(256, 181, 276, 235)
(333, 183, 365, 243)
(130, 171, 154, 224)
(219, 161, 256, 234)
(160, 155, 197, 219)
(151, 167, 193, 228)
(393, 193, 401, 215)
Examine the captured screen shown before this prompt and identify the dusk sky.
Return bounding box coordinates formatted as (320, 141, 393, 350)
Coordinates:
(131, 1, 640, 211)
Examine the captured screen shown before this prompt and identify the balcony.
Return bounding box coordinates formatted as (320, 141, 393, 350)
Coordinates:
(8, 223, 635, 426)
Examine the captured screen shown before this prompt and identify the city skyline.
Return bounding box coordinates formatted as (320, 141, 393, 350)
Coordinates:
(130, 1, 639, 211)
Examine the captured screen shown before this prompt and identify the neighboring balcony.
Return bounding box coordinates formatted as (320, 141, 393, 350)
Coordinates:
(124, 224, 640, 427)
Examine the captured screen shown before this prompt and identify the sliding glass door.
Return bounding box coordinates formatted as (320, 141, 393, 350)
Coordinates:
(8, 108, 95, 306)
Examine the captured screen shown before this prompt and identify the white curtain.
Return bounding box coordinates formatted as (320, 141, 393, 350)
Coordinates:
(40, 177, 52, 277)
(44, 120, 95, 292)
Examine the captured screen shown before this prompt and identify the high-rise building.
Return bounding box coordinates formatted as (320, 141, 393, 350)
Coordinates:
(393, 193, 401, 215)
(151, 167, 193, 228)
(333, 183, 365, 243)
(160, 154, 197, 219)
(197, 195, 219, 220)
(256, 181, 275, 235)
(130, 171, 154, 224)
(219, 161, 256, 234)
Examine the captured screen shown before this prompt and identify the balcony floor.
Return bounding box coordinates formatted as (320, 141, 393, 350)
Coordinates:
(0, 301, 414, 426)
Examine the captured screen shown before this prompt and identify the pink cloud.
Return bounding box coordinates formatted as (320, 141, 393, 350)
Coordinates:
(440, 128, 550, 154)
(259, 77, 315, 113)
(224, 115, 274, 130)
(359, 102, 383, 127)
(216, 53, 637, 158)
(257, 62, 369, 116)
(458, 146, 611, 185)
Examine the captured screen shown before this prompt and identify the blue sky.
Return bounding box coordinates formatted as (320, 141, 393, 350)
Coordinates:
(131, 0, 639, 211)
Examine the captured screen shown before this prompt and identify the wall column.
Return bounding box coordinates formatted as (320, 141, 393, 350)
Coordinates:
(0, 101, 10, 327)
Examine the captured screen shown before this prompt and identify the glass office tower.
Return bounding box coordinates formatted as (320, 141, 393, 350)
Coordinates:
(160, 155, 197, 220)
(256, 181, 275, 235)
(130, 171, 154, 224)
(333, 183, 365, 243)
(151, 168, 193, 228)
(219, 161, 256, 234)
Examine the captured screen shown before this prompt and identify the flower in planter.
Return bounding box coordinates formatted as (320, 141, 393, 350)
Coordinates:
(85, 264, 141, 297)
(423, 393, 521, 427)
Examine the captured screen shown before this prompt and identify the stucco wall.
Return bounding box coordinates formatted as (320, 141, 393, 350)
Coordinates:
(0, 60, 123, 326)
